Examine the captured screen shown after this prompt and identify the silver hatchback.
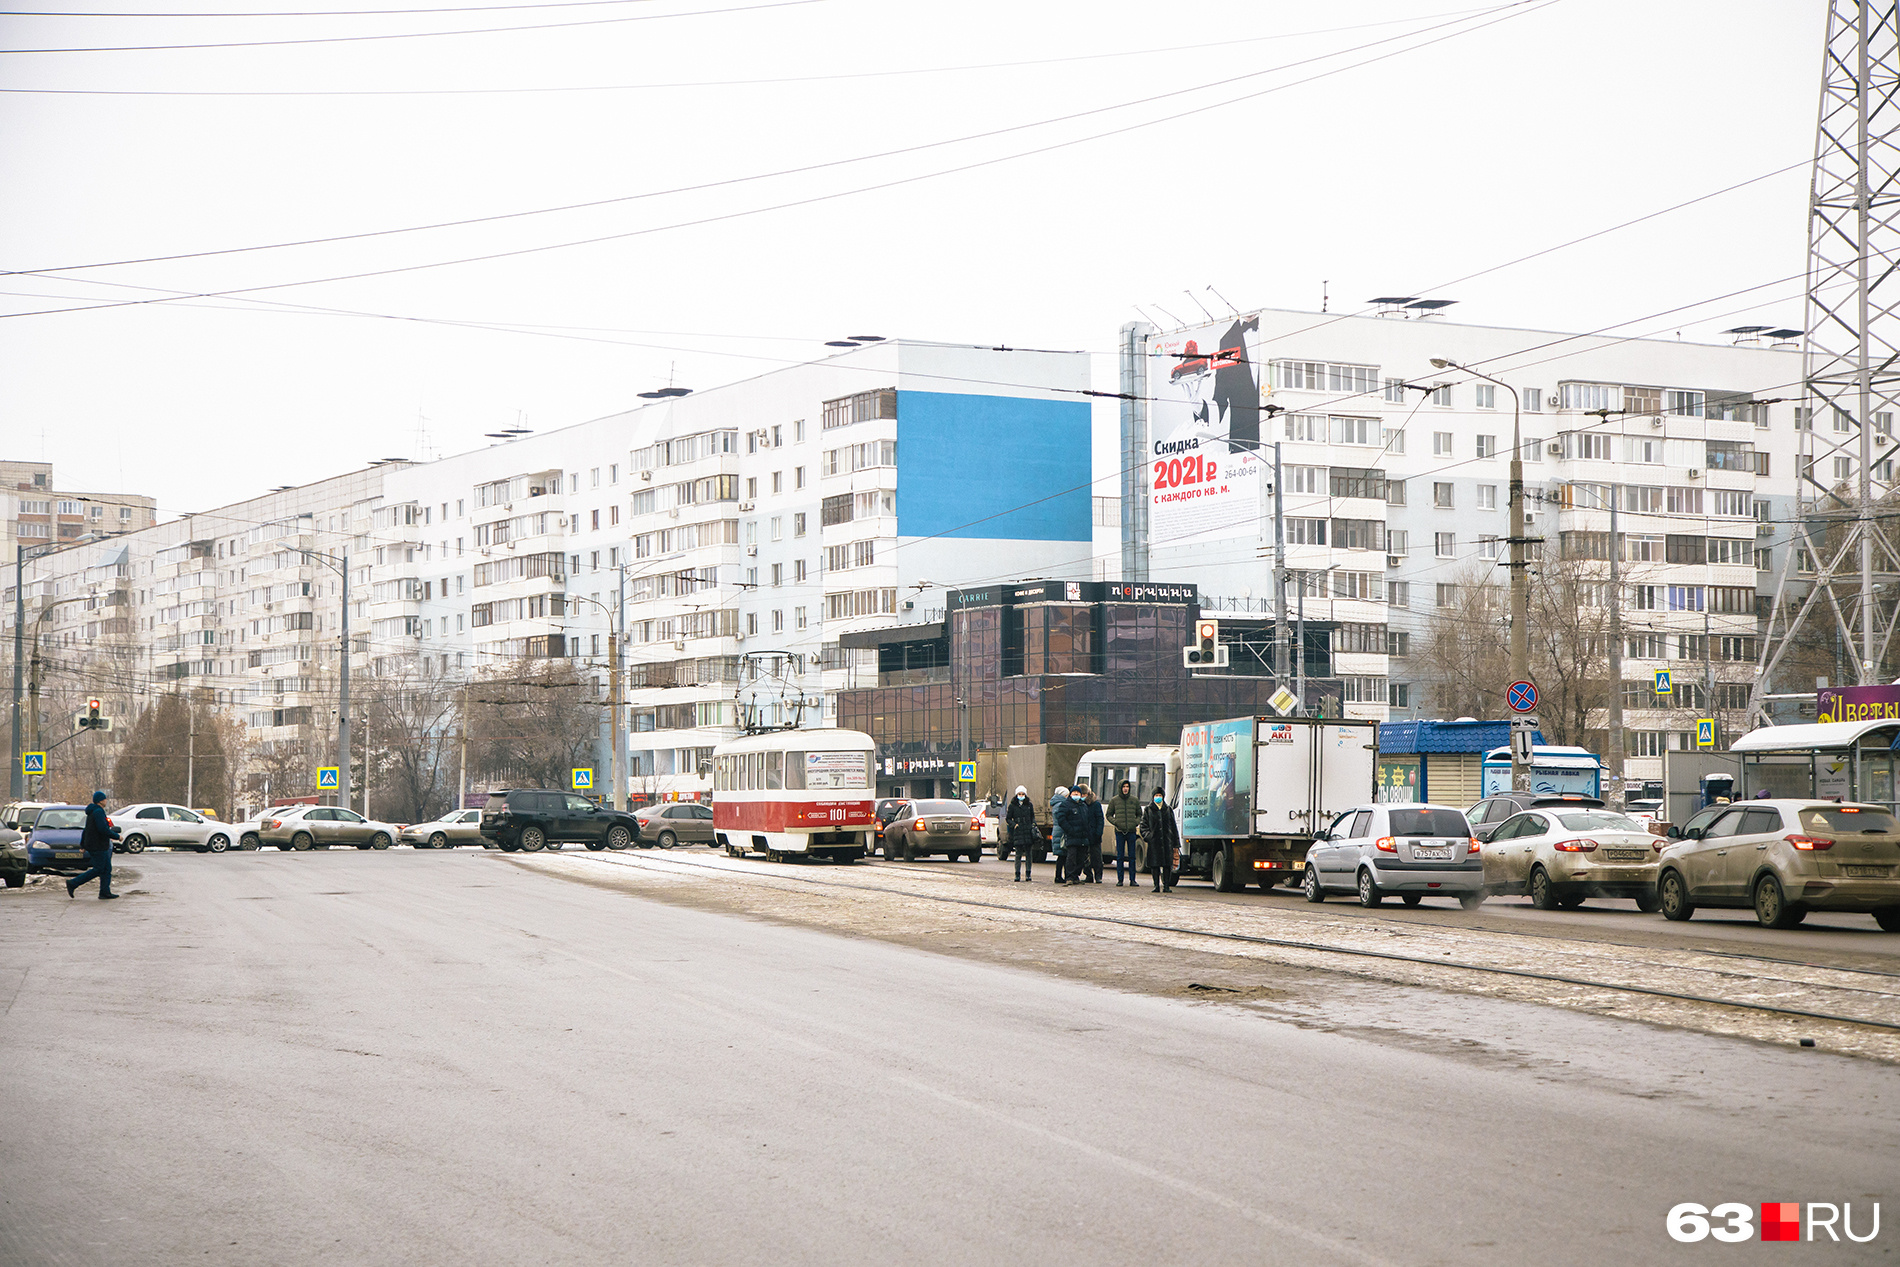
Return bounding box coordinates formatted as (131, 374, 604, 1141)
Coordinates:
(1304, 803, 1485, 909)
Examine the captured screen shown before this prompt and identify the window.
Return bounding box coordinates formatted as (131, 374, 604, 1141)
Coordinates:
(1333, 416, 1380, 445)
(1331, 519, 1384, 551)
(1627, 633, 1666, 659)
(1431, 384, 1452, 407)
(1286, 465, 1325, 494)
(1835, 457, 1854, 480)
(1478, 535, 1499, 560)
(1435, 532, 1456, 558)
(1284, 413, 1327, 442)
(795, 419, 806, 442)
(1275, 361, 1379, 394)
(1710, 584, 1756, 612)
(746, 477, 758, 499)
(1433, 431, 1453, 456)
(772, 610, 784, 633)
(1384, 378, 1407, 403)
(1386, 529, 1408, 556)
(1386, 427, 1405, 454)
(1433, 482, 1454, 508)
(1521, 436, 1543, 462)
(771, 516, 783, 541)
(632, 490, 656, 516)
(747, 612, 758, 636)
(1389, 683, 1410, 707)
(1475, 434, 1496, 457)
(1625, 534, 1663, 562)
(793, 512, 806, 537)
(1706, 440, 1756, 471)
(1333, 571, 1381, 600)
(1569, 432, 1612, 460)
(1329, 467, 1386, 499)
(1629, 731, 1664, 758)
(795, 606, 807, 630)
(1386, 479, 1406, 506)
(1666, 389, 1704, 417)
(1475, 384, 1496, 410)
(1476, 485, 1497, 510)
(1795, 407, 1813, 431)
(1707, 538, 1752, 566)
(1287, 518, 1327, 545)
(1523, 388, 1542, 412)
(1666, 486, 1703, 514)
(772, 472, 783, 495)
(590, 469, 600, 488)
(1624, 485, 1663, 513)
(1436, 583, 1457, 607)
(1387, 581, 1410, 608)
(1667, 585, 1705, 612)
(1624, 437, 1664, 464)
(1334, 623, 1385, 653)
(821, 494, 854, 526)
(1560, 382, 1621, 411)
(1666, 534, 1705, 564)
(795, 466, 806, 489)
(1835, 407, 1854, 433)
(822, 387, 897, 430)
(771, 563, 783, 587)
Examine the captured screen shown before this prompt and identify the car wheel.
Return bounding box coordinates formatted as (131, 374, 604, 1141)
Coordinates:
(1528, 867, 1559, 910)
(1874, 907, 1900, 932)
(1356, 869, 1382, 908)
(657, 830, 678, 849)
(207, 834, 230, 853)
(1401, 893, 1422, 907)
(1558, 894, 1585, 910)
(123, 834, 147, 854)
(241, 832, 260, 850)
(968, 846, 981, 862)
(1211, 847, 1237, 892)
(1754, 875, 1804, 929)
(903, 837, 917, 863)
(1303, 865, 1325, 903)
(3, 872, 22, 888)
(1659, 870, 1694, 921)
(606, 825, 632, 850)
(1459, 891, 1487, 911)
(291, 832, 314, 851)
(429, 833, 448, 850)
(370, 833, 391, 850)
(1635, 891, 1662, 914)
(519, 827, 545, 853)
(499, 837, 520, 852)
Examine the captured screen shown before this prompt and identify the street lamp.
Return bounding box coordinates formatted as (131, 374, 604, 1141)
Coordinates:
(565, 590, 625, 812)
(1431, 358, 1530, 793)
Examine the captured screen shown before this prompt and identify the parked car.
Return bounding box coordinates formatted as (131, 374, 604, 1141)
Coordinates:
(1480, 807, 1663, 911)
(873, 798, 911, 853)
(1, 823, 26, 888)
(0, 801, 54, 839)
(226, 814, 269, 850)
(1465, 792, 1606, 842)
(1303, 803, 1485, 908)
(256, 805, 316, 850)
(972, 800, 1004, 847)
(400, 808, 486, 849)
(110, 803, 238, 854)
(1656, 799, 1900, 930)
(258, 805, 400, 850)
(22, 804, 91, 872)
(882, 799, 982, 862)
(480, 790, 638, 852)
(634, 802, 714, 848)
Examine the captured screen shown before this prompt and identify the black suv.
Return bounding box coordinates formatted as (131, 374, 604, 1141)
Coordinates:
(480, 790, 638, 852)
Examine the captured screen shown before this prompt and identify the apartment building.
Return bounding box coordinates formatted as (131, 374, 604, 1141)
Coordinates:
(1, 459, 157, 547)
(1123, 304, 1802, 781)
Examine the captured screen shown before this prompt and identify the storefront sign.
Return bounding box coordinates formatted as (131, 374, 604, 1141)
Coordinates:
(1817, 684, 1900, 723)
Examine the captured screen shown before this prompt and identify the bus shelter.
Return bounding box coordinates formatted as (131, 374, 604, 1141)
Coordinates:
(1728, 719, 1900, 813)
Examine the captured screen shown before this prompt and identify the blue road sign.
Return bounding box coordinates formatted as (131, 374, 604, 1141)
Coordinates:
(1654, 669, 1674, 696)
(1696, 719, 1715, 749)
(572, 768, 594, 790)
(317, 766, 340, 790)
(958, 761, 976, 783)
(22, 752, 46, 775)
(1507, 680, 1538, 713)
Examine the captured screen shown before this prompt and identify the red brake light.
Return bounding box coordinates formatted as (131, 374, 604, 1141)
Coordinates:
(970, 818, 983, 831)
(1784, 833, 1834, 851)
(1467, 837, 1482, 853)
(264, 818, 279, 829)
(1374, 836, 1397, 852)
(1552, 838, 1598, 852)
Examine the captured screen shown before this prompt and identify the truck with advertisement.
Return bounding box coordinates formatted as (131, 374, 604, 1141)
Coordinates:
(1176, 715, 1380, 891)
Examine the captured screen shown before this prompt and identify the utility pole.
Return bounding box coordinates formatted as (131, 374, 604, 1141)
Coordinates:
(185, 696, 195, 808)
(610, 568, 626, 811)
(361, 698, 371, 817)
(1273, 441, 1289, 688)
(1607, 485, 1624, 811)
(458, 682, 469, 812)
(337, 549, 352, 815)
(9, 546, 24, 799)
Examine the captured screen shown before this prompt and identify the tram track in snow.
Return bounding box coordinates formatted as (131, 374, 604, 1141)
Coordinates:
(527, 846, 1900, 1039)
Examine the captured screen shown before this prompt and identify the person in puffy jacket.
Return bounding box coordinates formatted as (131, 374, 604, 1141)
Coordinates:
(1005, 786, 1039, 881)
(1049, 786, 1069, 883)
(1139, 789, 1180, 893)
(1105, 780, 1143, 886)
(1054, 788, 1092, 886)
(1082, 787, 1106, 883)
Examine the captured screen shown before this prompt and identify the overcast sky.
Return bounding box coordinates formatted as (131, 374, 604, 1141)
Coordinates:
(0, 0, 1821, 516)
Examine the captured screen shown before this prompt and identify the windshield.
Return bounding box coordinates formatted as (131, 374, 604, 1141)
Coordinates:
(1388, 808, 1470, 837)
(36, 808, 85, 830)
(1799, 806, 1900, 834)
(915, 800, 970, 816)
(1556, 812, 1645, 832)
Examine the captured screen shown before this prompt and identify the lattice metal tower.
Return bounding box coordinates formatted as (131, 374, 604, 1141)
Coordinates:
(1754, 0, 1900, 713)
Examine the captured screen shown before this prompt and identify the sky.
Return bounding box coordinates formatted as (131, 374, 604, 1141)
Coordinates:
(0, 0, 1824, 517)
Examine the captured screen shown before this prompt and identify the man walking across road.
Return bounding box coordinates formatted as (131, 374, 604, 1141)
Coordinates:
(1049, 785, 1069, 883)
(1054, 787, 1091, 886)
(1105, 780, 1143, 887)
(1082, 786, 1106, 883)
(68, 790, 122, 900)
(1140, 788, 1179, 893)
(1006, 786, 1039, 882)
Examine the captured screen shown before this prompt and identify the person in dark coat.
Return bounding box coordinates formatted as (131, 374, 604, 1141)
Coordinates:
(1053, 787, 1091, 886)
(68, 790, 122, 900)
(1105, 780, 1144, 887)
(1049, 786, 1069, 883)
(1082, 787, 1106, 883)
(1005, 786, 1039, 881)
(1139, 790, 1180, 893)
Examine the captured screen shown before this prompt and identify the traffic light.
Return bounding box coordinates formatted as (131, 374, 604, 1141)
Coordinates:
(86, 698, 101, 728)
(1184, 620, 1229, 668)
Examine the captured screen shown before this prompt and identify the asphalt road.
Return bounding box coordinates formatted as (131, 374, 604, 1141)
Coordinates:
(2, 851, 1895, 1266)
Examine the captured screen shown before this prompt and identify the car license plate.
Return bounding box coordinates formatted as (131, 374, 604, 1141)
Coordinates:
(1606, 849, 1648, 862)
(1843, 864, 1892, 877)
(1412, 846, 1451, 860)
(55, 851, 82, 860)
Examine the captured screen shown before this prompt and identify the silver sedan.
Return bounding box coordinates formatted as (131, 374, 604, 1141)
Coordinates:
(400, 809, 486, 849)
(110, 803, 238, 854)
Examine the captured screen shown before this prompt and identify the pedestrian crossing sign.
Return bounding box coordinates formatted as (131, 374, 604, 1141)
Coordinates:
(22, 752, 45, 775)
(317, 766, 340, 790)
(571, 768, 594, 790)
(958, 761, 975, 783)
(1696, 719, 1715, 749)
(1654, 669, 1673, 695)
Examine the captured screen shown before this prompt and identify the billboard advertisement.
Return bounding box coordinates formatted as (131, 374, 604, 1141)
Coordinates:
(1181, 718, 1255, 838)
(1147, 316, 1264, 545)
(1816, 684, 1900, 724)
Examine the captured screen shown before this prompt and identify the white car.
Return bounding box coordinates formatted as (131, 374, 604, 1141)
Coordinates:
(972, 801, 1004, 846)
(111, 803, 239, 854)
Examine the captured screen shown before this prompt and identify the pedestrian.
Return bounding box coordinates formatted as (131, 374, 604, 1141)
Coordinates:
(1049, 785, 1069, 883)
(1006, 786, 1039, 881)
(68, 790, 122, 901)
(1054, 786, 1091, 886)
(1105, 779, 1143, 887)
(1083, 786, 1106, 883)
(1139, 787, 1179, 893)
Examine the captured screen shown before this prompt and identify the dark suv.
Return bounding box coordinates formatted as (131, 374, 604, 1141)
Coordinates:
(480, 790, 638, 852)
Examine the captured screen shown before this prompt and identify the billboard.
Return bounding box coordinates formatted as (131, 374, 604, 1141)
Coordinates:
(1147, 316, 1264, 545)
(1816, 684, 1900, 723)
(1181, 717, 1255, 837)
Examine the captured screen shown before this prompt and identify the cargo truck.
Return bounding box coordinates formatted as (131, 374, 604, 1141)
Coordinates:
(1176, 715, 1379, 891)
(993, 742, 1090, 863)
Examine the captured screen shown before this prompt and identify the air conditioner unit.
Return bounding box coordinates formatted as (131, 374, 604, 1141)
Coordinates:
(1546, 395, 1560, 409)
(734, 629, 746, 642)
(739, 501, 756, 512)
(640, 470, 652, 482)
(1650, 416, 1665, 428)
(1547, 442, 1565, 455)
(902, 599, 915, 610)
(746, 546, 758, 556)
(503, 504, 513, 512)
(669, 508, 681, 519)
(1386, 555, 1404, 568)
(673, 639, 687, 650)
(1686, 468, 1702, 479)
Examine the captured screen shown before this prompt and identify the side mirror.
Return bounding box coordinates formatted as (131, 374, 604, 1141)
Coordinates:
(1665, 825, 1682, 839)
(1314, 831, 1330, 842)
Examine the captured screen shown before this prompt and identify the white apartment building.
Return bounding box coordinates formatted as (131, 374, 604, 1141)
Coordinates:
(1124, 303, 1802, 780)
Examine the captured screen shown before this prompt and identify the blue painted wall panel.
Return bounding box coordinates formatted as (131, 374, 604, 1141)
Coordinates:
(895, 391, 1091, 541)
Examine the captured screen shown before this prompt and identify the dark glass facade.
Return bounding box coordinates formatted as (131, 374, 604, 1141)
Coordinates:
(838, 580, 1339, 794)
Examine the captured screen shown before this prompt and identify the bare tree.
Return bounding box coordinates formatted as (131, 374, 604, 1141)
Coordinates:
(359, 667, 459, 823)
(468, 658, 599, 791)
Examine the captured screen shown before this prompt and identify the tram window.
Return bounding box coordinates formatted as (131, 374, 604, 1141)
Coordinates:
(766, 752, 783, 790)
(785, 752, 805, 790)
